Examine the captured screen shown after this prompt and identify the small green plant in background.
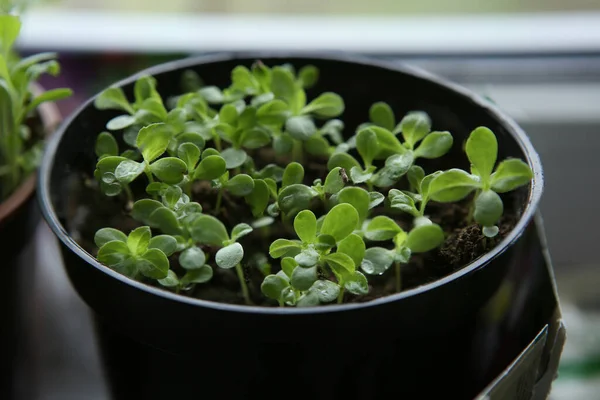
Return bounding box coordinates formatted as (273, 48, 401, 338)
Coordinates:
(90, 60, 533, 307)
(0, 10, 72, 199)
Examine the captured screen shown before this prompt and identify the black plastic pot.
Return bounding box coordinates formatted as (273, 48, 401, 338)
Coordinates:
(39, 54, 563, 400)
(0, 86, 61, 400)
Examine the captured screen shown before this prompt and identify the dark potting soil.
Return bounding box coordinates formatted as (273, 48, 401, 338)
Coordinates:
(68, 147, 524, 307)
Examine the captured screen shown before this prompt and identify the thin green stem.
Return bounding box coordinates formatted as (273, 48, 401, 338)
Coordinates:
(235, 263, 252, 305)
(395, 262, 402, 293)
(123, 184, 134, 209)
(366, 181, 373, 192)
(337, 284, 345, 304)
(292, 139, 304, 163)
(144, 168, 154, 184)
(278, 298, 284, 307)
(215, 188, 223, 213)
(467, 190, 480, 224)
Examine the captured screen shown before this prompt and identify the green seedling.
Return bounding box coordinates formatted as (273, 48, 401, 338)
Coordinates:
(427, 127, 533, 237)
(0, 13, 72, 199)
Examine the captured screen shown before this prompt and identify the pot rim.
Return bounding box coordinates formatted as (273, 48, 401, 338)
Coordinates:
(38, 52, 544, 315)
(0, 83, 62, 222)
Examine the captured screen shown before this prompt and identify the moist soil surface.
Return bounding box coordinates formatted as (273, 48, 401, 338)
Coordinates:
(69, 147, 522, 307)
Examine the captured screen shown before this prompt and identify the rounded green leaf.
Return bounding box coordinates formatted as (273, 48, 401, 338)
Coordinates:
(179, 246, 207, 270)
(191, 215, 229, 246)
(219, 103, 238, 125)
(107, 115, 136, 131)
(193, 155, 227, 181)
(94, 228, 127, 248)
(474, 190, 504, 227)
(245, 179, 270, 217)
(368, 191, 385, 209)
(388, 189, 419, 217)
(327, 152, 361, 173)
(127, 226, 151, 256)
(132, 199, 164, 225)
(399, 111, 431, 148)
(365, 216, 403, 241)
(261, 274, 289, 300)
(270, 66, 296, 105)
(177, 143, 201, 172)
(370, 126, 405, 159)
(94, 87, 133, 113)
(407, 165, 425, 192)
(406, 223, 445, 253)
(349, 166, 373, 184)
(269, 239, 302, 258)
(369, 102, 395, 131)
(490, 158, 533, 193)
(414, 131, 453, 159)
(294, 247, 319, 268)
(282, 162, 305, 188)
(323, 167, 345, 194)
(150, 157, 187, 184)
(114, 160, 144, 184)
(337, 187, 370, 223)
(257, 99, 290, 126)
(158, 270, 180, 288)
(178, 132, 206, 151)
(361, 247, 394, 275)
(231, 223, 253, 242)
(277, 184, 318, 217)
(220, 147, 247, 169)
(297, 290, 320, 307)
(97, 240, 131, 267)
(199, 86, 224, 103)
(149, 207, 181, 235)
(225, 174, 255, 196)
(298, 65, 319, 88)
(315, 234, 336, 252)
(466, 127, 498, 180)
(311, 280, 340, 303)
(356, 128, 379, 166)
(371, 152, 414, 188)
(337, 234, 366, 267)
(215, 243, 244, 269)
(428, 169, 481, 202)
(241, 127, 271, 149)
(344, 271, 369, 295)
(148, 235, 177, 257)
(95, 132, 118, 157)
(321, 203, 359, 242)
(293, 210, 317, 243)
(136, 123, 171, 163)
(138, 248, 169, 279)
(285, 116, 316, 141)
(303, 92, 344, 118)
(324, 252, 355, 276)
(483, 226, 500, 238)
(181, 265, 213, 285)
(281, 257, 298, 278)
(291, 266, 318, 291)
(273, 134, 294, 155)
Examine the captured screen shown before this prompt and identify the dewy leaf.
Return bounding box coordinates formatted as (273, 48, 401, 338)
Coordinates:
(158, 270, 180, 288)
(428, 169, 481, 202)
(127, 226, 151, 256)
(270, 66, 297, 107)
(369, 102, 395, 131)
(148, 208, 182, 235)
(490, 158, 533, 193)
(181, 265, 213, 285)
(225, 174, 255, 196)
(245, 179, 270, 217)
(220, 147, 248, 169)
(474, 190, 504, 227)
(215, 242, 244, 269)
(294, 210, 317, 243)
(148, 235, 178, 257)
(150, 157, 187, 184)
(324, 167, 346, 194)
(407, 165, 425, 192)
(114, 160, 145, 184)
(365, 216, 403, 241)
(97, 240, 130, 267)
(94, 228, 127, 247)
(344, 271, 369, 295)
(327, 152, 361, 173)
(414, 131, 453, 159)
(371, 152, 414, 188)
(388, 189, 419, 217)
(269, 239, 302, 258)
(406, 223, 445, 253)
(324, 252, 355, 276)
(349, 166, 373, 184)
(320, 203, 359, 242)
(285, 116, 316, 141)
(337, 187, 370, 223)
(315, 234, 336, 252)
(337, 234, 366, 267)
(261, 274, 289, 300)
(356, 128, 379, 166)
(193, 155, 226, 181)
(199, 86, 225, 103)
(399, 111, 431, 149)
(94, 87, 134, 114)
(282, 162, 305, 188)
(311, 280, 340, 303)
(368, 191, 385, 209)
(132, 199, 164, 224)
(295, 247, 319, 267)
(280, 257, 297, 278)
(466, 127, 498, 180)
(291, 266, 318, 291)
(177, 143, 201, 172)
(277, 184, 317, 217)
(136, 123, 172, 163)
(106, 115, 136, 131)
(138, 248, 169, 279)
(231, 223, 253, 242)
(302, 92, 345, 118)
(191, 215, 229, 246)
(298, 65, 319, 88)
(361, 247, 394, 275)
(179, 246, 207, 270)
(95, 132, 119, 158)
